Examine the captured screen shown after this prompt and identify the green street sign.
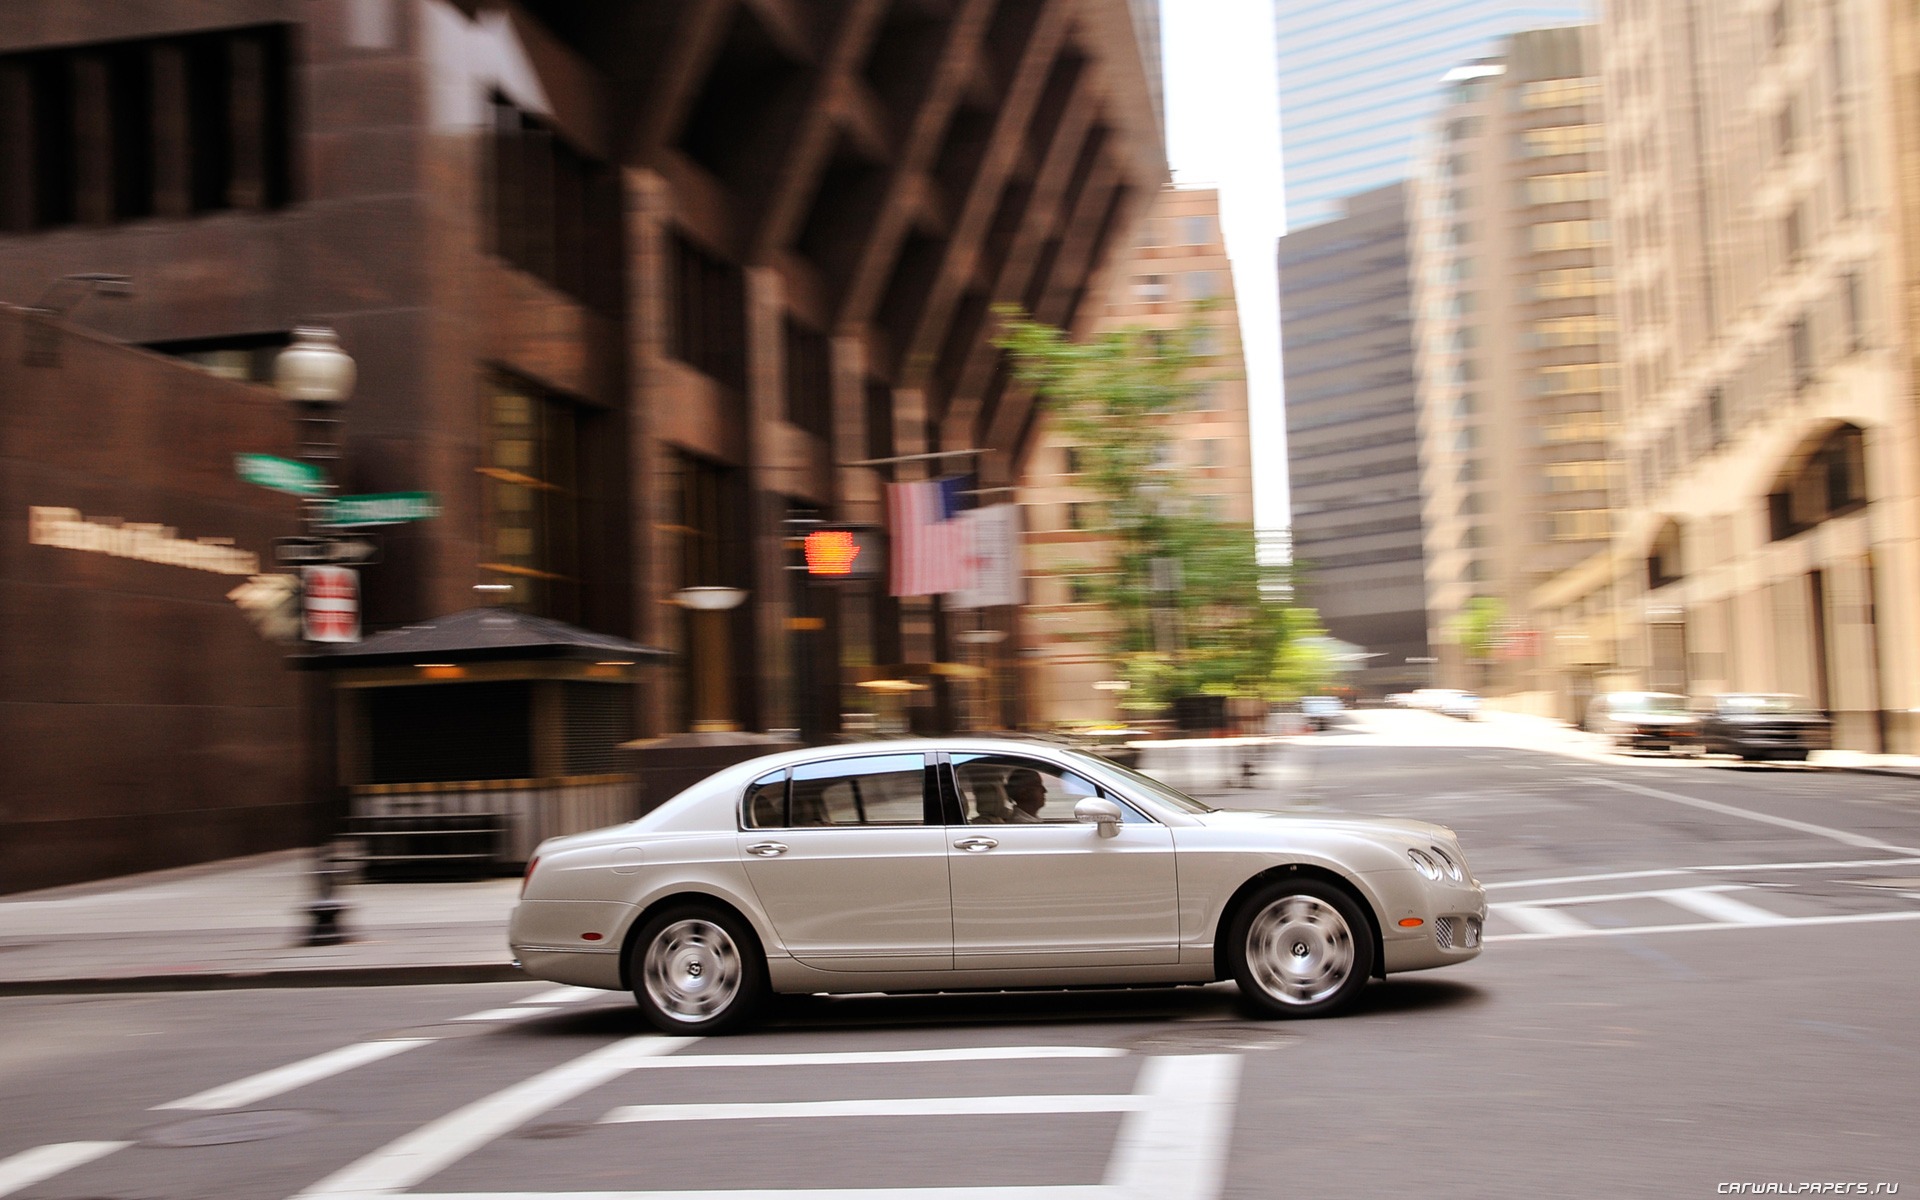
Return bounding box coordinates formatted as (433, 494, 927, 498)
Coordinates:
(236, 453, 326, 497)
(325, 492, 441, 527)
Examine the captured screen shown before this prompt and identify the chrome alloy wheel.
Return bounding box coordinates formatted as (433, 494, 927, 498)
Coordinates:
(1244, 894, 1356, 1006)
(642, 918, 743, 1024)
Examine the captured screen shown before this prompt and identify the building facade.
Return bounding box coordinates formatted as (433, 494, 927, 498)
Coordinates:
(1280, 183, 1431, 695)
(1275, 0, 1593, 230)
(0, 0, 1166, 888)
(1022, 185, 1256, 724)
(1595, 0, 1920, 752)
(1410, 26, 1619, 709)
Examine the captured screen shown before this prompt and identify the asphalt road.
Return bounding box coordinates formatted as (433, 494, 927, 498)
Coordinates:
(3, 712, 1917, 1199)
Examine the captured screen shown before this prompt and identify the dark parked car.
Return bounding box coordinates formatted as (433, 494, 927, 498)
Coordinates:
(1697, 694, 1831, 761)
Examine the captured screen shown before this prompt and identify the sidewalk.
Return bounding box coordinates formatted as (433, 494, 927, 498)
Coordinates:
(1471, 707, 1920, 778)
(0, 850, 523, 996)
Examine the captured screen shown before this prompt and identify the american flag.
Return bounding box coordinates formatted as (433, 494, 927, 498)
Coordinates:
(887, 476, 977, 597)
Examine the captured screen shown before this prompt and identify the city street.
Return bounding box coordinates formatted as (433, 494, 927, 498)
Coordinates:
(3, 712, 1917, 1199)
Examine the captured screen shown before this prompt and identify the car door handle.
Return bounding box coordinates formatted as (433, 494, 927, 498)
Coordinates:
(953, 836, 998, 852)
(745, 842, 789, 857)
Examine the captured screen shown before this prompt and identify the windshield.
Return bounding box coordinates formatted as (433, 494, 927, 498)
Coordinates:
(1063, 749, 1217, 814)
(1721, 694, 1807, 714)
(1613, 693, 1688, 714)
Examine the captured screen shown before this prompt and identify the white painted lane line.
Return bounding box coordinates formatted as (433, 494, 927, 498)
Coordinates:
(1489, 909, 1920, 942)
(1508, 882, 1750, 909)
(602, 1094, 1146, 1123)
(157, 1038, 436, 1111)
(1486, 856, 1920, 891)
(296, 1036, 699, 1199)
(454, 1007, 560, 1022)
(1654, 887, 1783, 925)
(420, 1182, 1113, 1190)
(1495, 904, 1593, 936)
(1105, 1054, 1241, 1200)
(1594, 778, 1920, 854)
(625, 1047, 1128, 1070)
(0, 1141, 130, 1198)
(519, 986, 604, 1006)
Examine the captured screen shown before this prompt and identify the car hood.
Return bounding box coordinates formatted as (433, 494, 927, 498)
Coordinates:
(1191, 808, 1453, 844)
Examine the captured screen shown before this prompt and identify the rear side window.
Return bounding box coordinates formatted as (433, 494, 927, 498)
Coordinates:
(745, 754, 933, 827)
(743, 770, 787, 828)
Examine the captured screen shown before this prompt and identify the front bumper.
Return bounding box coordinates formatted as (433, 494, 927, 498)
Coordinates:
(1368, 870, 1488, 974)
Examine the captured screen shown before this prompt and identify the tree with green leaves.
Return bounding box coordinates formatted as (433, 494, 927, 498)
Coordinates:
(995, 307, 1324, 712)
(1450, 595, 1505, 688)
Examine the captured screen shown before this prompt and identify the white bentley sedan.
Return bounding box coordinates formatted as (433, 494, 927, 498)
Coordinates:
(509, 739, 1486, 1033)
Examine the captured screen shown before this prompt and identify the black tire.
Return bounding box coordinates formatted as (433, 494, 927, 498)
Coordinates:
(1227, 878, 1375, 1019)
(627, 902, 767, 1035)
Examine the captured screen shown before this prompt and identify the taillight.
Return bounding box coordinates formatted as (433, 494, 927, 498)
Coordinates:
(521, 855, 540, 898)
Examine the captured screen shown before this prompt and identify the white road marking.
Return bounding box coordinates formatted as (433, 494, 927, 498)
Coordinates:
(1490, 909, 1920, 942)
(1502, 882, 1752, 909)
(1652, 888, 1783, 925)
(1496, 904, 1592, 936)
(416, 1182, 1113, 1190)
(601, 1094, 1146, 1123)
(296, 1036, 699, 1198)
(1593, 778, 1920, 854)
(156, 1038, 436, 1111)
(624, 1046, 1128, 1070)
(454, 1007, 560, 1023)
(0, 1141, 130, 1198)
(1105, 1054, 1241, 1200)
(403, 1050, 1238, 1200)
(1486, 856, 1920, 891)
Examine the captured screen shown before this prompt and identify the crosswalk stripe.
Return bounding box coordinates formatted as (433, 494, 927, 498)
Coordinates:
(1489, 909, 1920, 942)
(625, 1047, 1127, 1070)
(156, 1038, 436, 1111)
(296, 1036, 700, 1198)
(1495, 904, 1592, 936)
(0, 1142, 129, 1199)
(1652, 888, 1783, 925)
(602, 1094, 1146, 1123)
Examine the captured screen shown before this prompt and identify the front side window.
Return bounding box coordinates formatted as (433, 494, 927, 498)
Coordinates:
(951, 754, 1106, 825)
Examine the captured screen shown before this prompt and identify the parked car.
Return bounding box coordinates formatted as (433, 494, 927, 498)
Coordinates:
(1696, 694, 1830, 761)
(1299, 696, 1346, 730)
(1583, 692, 1700, 754)
(1437, 691, 1480, 720)
(511, 738, 1487, 1032)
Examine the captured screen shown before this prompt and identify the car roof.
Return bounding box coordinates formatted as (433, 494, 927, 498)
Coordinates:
(727, 737, 1099, 774)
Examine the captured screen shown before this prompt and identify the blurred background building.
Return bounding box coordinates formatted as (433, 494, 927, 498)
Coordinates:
(1410, 26, 1617, 712)
(1594, 0, 1919, 753)
(1021, 184, 1256, 724)
(0, 0, 1167, 889)
(1279, 183, 1431, 697)
(1274, 0, 1593, 231)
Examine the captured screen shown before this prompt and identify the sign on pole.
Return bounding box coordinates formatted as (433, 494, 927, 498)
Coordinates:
(323, 492, 440, 527)
(302, 566, 360, 643)
(236, 453, 327, 497)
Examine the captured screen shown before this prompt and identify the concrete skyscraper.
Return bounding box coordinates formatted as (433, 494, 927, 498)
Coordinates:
(1276, 1, 1592, 230)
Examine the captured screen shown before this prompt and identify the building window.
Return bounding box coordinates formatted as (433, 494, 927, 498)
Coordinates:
(1198, 439, 1221, 467)
(483, 372, 586, 620)
(1783, 206, 1805, 263)
(1135, 274, 1169, 302)
(1180, 215, 1213, 245)
(1768, 423, 1866, 540)
(1708, 387, 1727, 447)
(1522, 125, 1605, 157)
(1521, 78, 1602, 109)
(487, 94, 622, 315)
(1067, 576, 1097, 604)
(670, 231, 748, 392)
(1790, 316, 1813, 391)
(0, 25, 294, 233)
(784, 318, 832, 437)
(1061, 446, 1084, 475)
(1531, 219, 1608, 252)
(1183, 270, 1225, 300)
(1526, 172, 1605, 204)
(1844, 271, 1865, 352)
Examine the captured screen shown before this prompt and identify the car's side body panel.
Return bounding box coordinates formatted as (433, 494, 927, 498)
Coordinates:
(735, 826, 952, 971)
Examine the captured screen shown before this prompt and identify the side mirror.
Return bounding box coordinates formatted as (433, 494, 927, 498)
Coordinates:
(1073, 796, 1125, 838)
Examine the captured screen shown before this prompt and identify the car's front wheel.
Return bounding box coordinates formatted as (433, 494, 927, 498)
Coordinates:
(628, 903, 766, 1035)
(1228, 879, 1375, 1019)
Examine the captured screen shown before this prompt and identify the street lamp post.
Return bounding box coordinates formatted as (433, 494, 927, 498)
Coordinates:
(673, 586, 749, 732)
(274, 327, 355, 947)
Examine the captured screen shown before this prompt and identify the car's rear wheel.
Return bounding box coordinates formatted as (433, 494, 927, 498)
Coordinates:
(629, 904, 766, 1035)
(1228, 879, 1375, 1019)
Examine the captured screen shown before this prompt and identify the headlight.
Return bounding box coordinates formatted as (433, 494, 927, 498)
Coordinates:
(1407, 848, 1442, 880)
(1430, 845, 1465, 882)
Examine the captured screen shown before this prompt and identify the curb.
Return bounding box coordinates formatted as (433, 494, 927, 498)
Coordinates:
(0, 961, 524, 998)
